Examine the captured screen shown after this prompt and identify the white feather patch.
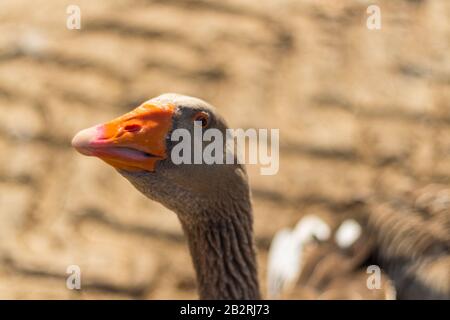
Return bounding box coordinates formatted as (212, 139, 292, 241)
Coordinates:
(334, 219, 362, 249)
(267, 215, 331, 298)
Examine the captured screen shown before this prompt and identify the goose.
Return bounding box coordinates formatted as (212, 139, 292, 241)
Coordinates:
(72, 93, 449, 300)
(268, 217, 396, 299)
(72, 94, 260, 299)
(302, 219, 395, 300)
(303, 219, 372, 291)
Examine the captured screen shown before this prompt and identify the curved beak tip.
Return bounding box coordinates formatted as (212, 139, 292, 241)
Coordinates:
(71, 126, 102, 156)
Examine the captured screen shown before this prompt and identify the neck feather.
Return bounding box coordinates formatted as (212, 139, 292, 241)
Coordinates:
(181, 200, 261, 300)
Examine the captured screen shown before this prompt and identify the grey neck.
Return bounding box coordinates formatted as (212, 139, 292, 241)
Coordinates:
(180, 201, 261, 300)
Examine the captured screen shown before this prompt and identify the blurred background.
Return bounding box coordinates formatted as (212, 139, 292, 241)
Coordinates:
(0, 0, 449, 299)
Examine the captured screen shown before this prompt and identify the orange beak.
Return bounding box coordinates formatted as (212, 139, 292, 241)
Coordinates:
(71, 102, 174, 172)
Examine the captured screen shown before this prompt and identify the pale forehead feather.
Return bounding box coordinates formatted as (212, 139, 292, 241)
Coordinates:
(148, 93, 216, 111)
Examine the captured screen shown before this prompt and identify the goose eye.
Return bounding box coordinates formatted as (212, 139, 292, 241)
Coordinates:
(193, 112, 209, 128)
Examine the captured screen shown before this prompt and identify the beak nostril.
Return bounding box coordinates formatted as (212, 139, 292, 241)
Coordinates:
(124, 124, 142, 133)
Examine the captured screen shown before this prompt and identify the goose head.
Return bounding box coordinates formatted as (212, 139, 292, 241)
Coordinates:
(72, 93, 248, 223)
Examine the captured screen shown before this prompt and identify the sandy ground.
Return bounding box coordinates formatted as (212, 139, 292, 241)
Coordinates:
(0, 0, 449, 299)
